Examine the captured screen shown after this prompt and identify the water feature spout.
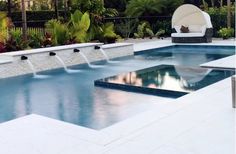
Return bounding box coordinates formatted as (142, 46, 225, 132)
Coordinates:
(94, 46, 101, 50)
(49, 52, 56, 56)
(74, 49, 80, 53)
(21, 55, 28, 60)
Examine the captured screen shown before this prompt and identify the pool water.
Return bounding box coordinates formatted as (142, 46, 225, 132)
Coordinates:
(0, 45, 234, 129)
(135, 45, 235, 66)
(95, 65, 234, 97)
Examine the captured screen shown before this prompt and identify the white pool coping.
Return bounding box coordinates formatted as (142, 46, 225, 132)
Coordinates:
(201, 55, 236, 70)
(0, 39, 235, 154)
(102, 43, 133, 49)
(2, 43, 103, 57)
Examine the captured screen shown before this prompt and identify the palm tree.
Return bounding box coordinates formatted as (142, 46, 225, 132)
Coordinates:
(21, 0, 27, 41)
(125, 0, 164, 17)
(227, 0, 231, 28)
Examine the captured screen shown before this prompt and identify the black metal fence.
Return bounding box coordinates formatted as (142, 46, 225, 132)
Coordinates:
(11, 15, 235, 38)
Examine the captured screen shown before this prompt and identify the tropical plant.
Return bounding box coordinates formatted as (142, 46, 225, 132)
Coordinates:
(104, 0, 127, 12)
(45, 19, 69, 45)
(206, 5, 235, 37)
(70, 0, 118, 21)
(126, 0, 183, 17)
(98, 22, 120, 43)
(154, 19, 171, 36)
(42, 32, 53, 47)
(218, 27, 234, 39)
(201, 0, 208, 10)
(6, 29, 28, 51)
(125, 0, 164, 17)
(155, 29, 165, 38)
(0, 1, 7, 11)
(68, 10, 91, 43)
(0, 12, 9, 43)
(160, 0, 183, 15)
(28, 29, 44, 48)
(70, 0, 118, 40)
(115, 18, 138, 38)
(134, 22, 154, 39)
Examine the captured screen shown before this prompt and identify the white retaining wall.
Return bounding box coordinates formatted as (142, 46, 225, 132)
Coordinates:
(0, 43, 133, 79)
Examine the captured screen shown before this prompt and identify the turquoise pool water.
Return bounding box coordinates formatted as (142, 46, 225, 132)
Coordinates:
(0, 45, 234, 129)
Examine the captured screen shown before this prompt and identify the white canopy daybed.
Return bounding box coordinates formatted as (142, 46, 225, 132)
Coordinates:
(171, 4, 213, 43)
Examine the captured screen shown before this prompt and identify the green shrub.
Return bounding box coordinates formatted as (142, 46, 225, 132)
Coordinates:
(154, 19, 171, 36)
(218, 28, 234, 39)
(206, 6, 235, 37)
(115, 19, 138, 38)
(6, 29, 28, 51)
(134, 22, 154, 39)
(45, 19, 70, 45)
(155, 29, 165, 38)
(68, 10, 91, 43)
(28, 29, 44, 48)
(98, 22, 120, 43)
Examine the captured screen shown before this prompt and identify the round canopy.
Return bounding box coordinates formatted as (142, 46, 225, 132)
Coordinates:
(172, 4, 212, 28)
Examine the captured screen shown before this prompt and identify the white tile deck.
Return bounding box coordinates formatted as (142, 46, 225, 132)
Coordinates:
(0, 39, 235, 154)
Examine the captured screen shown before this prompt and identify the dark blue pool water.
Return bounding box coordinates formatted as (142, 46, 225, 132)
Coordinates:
(0, 45, 234, 129)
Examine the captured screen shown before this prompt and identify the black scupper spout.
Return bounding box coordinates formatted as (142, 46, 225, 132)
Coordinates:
(21, 55, 28, 60)
(49, 52, 56, 56)
(73, 49, 80, 53)
(94, 46, 100, 50)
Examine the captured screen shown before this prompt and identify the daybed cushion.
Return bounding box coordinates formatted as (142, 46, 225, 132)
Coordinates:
(171, 33, 204, 37)
(174, 25, 207, 34)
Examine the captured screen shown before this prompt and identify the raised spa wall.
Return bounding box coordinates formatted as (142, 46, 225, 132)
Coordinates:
(0, 43, 134, 79)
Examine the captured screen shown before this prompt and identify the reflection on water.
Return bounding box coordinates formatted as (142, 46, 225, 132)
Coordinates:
(138, 46, 234, 66)
(104, 65, 234, 93)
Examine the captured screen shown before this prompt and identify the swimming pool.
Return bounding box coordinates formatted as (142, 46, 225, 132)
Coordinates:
(0, 45, 234, 129)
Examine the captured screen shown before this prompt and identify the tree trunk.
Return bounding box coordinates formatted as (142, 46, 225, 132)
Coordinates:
(210, 0, 215, 7)
(227, 0, 231, 28)
(21, 0, 27, 41)
(7, 0, 11, 17)
(220, 0, 223, 7)
(54, 0, 59, 19)
(64, 0, 68, 19)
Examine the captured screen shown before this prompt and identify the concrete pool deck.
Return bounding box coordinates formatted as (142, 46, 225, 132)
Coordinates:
(0, 39, 235, 154)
